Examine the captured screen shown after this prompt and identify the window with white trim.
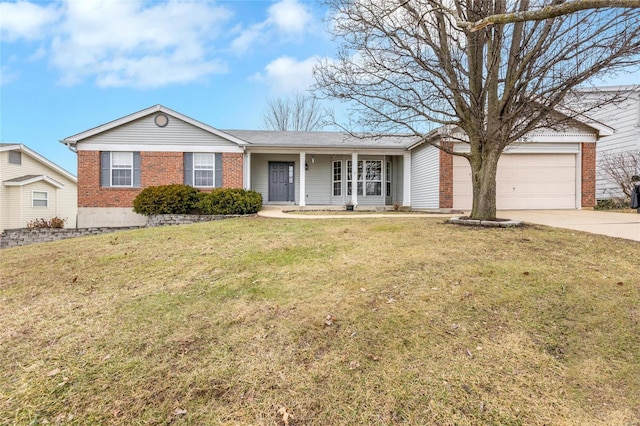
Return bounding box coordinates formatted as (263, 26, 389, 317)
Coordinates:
(332, 161, 342, 196)
(111, 152, 133, 187)
(32, 191, 48, 207)
(347, 160, 382, 196)
(193, 153, 214, 187)
(365, 161, 382, 196)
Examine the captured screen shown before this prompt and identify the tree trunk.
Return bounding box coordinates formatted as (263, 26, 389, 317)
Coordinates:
(469, 149, 500, 220)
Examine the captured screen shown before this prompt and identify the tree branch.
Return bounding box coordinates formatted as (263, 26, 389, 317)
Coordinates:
(456, 0, 640, 31)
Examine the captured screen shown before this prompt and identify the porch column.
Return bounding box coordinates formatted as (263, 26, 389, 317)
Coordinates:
(403, 152, 411, 207)
(351, 152, 358, 206)
(244, 151, 251, 190)
(300, 152, 306, 206)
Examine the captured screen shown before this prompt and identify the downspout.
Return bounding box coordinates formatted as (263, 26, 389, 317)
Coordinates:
(60, 140, 77, 153)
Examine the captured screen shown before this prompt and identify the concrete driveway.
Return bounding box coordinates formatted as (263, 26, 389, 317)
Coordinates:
(500, 210, 640, 242)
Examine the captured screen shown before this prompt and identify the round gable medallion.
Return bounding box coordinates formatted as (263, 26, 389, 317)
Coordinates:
(154, 113, 169, 127)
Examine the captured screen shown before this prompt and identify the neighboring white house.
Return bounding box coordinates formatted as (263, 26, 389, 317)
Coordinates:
(0, 144, 77, 231)
(572, 85, 640, 199)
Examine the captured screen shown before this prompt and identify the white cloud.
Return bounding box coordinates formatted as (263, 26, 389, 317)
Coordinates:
(254, 56, 319, 94)
(0, 1, 61, 42)
(47, 0, 233, 88)
(0, 65, 19, 86)
(230, 0, 315, 54)
(230, 22, 267, 53)
(267, 0, 313, 34)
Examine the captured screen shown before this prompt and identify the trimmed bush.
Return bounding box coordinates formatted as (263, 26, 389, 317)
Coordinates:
(198, 188, 263, 215)
(594, 197, 630, 210)
(133, 185, 201, 216)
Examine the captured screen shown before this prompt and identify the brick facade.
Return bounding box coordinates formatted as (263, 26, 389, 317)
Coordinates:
(439, 142, 454, 209)
(581, 142, 596, 208)
(222, 153, 244, 188)
(78, 151, 244, 208)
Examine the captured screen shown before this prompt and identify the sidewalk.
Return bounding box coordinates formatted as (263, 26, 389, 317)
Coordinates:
(501, 210, 640, 242)
(258, 206, 640, 242)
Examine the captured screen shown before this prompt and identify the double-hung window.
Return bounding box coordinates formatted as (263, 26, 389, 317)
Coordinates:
(111, 152, 133, 187)
(193, 153, 214, 187)
(332, 161, 342, 196)
(347, 160, 382, 196)
(32, 191, 48, 207)
(365, 161, 382, 196)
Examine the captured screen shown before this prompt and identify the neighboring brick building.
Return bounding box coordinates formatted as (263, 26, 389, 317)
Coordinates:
(62, 105, 609, 227)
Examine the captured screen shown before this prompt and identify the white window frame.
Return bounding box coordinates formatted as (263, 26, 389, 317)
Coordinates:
(32, 190, 48, 208)
(332, 160, 342, 196)
(193, 153, 215, 188)
(111, 152, 134, 187)
(348, 160, 382, 197)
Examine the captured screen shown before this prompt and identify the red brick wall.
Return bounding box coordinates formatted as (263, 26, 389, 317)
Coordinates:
(439, 142, 454, 209)
(581, 142, 596, 208)
(78, 151, 244, 208)
(142, 152, 183, 187)
(222, 153, 244, 188)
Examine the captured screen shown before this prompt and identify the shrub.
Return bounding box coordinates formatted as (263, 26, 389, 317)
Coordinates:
(595, 198, 631, 210)
(27, 216, 66, 229)
(133, 185, 201, 216)
(198, 188, 263, 215)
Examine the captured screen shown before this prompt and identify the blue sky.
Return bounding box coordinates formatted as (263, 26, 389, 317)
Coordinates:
(1, 0, 638, 175)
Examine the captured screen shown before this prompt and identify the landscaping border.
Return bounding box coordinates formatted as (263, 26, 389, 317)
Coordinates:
(1, 214, 256, 249)
(448, 217, 522, 228)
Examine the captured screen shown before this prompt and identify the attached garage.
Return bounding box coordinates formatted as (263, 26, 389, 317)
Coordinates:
(453, 153, 579, 210)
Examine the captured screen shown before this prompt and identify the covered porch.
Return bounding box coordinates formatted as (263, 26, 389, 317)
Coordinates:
(245, 150, 411, 207)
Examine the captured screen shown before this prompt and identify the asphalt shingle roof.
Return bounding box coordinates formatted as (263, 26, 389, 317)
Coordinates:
(222, 130, 418, 149)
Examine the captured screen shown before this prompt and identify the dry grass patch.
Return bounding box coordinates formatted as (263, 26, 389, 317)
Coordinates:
(1, 217, 639, 425)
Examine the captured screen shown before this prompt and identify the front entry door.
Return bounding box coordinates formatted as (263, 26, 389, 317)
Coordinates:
(269, 162, 294, 202)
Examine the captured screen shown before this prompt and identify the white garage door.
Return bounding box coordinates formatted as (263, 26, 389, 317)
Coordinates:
(453, 154, 577, 210)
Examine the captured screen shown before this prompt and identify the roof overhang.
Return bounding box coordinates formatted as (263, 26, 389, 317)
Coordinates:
(4, 175, 65, 189)
(60, 104, 250, 149)
(0, 144, 77, 183)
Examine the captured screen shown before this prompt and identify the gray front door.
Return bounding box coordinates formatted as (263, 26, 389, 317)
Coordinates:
(269, 162, 294, 202)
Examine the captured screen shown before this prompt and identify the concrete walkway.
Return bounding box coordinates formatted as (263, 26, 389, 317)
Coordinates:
(257, 207, 453, 220)
(258, 207, 640, 242)
(501, 210, 640, 242)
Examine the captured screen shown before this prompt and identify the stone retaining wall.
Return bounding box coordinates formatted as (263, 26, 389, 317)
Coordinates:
(146, 214, 247, 227)
(0, 227, 142, 249)
(1, 214, 254, 249)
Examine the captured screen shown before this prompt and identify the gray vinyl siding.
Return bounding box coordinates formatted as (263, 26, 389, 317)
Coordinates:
(411, 144, 440, 209)
(576, 92, 640, 199)
(304, 155, 332, 205)
(79, 114, 240, 148)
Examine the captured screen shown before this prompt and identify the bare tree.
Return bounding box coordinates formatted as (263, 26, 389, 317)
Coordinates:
(314, 0, 640, 219)
(599, 149, 640, 200)
(262, 92, 327, 131)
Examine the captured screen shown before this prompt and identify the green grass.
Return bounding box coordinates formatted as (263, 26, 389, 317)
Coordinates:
(1, 217, 639, 425)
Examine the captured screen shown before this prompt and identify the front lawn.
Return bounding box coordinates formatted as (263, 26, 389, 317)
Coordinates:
(1, 217, 638, 425)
